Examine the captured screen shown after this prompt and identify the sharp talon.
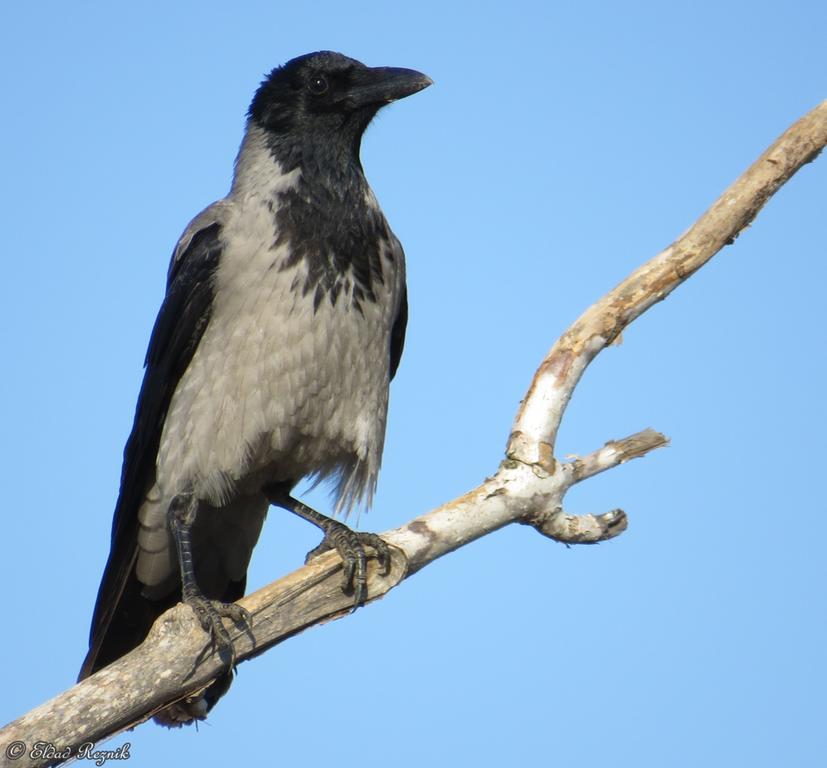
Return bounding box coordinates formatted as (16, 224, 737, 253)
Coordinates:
(340, 555, 355, 593)
(365, 533, 391, 576)
(184, 595, 248, 668)
(355, 577, 367, 608)
(304, 523, 390, 608)
(225, 603, 251, 626)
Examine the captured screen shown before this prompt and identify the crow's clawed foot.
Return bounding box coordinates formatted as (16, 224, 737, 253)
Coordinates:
(305, 522, 391, 608)
(183, 592, 250, 666)
(262, 487, 392, 609)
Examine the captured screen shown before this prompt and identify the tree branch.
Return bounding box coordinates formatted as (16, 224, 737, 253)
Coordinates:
(507, 101, 827, 467)
(3, 99, 825, 767)
(566, 428, 670, 484)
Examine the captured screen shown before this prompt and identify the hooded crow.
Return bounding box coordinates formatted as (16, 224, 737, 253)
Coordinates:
(79, 50, 431, 724)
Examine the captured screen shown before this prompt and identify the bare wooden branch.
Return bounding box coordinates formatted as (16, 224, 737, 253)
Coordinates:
(565, 429, 671, 484)
(2, 98, 825, 768)
(507, 101, 827, 467)
(525, 507, 629, 544)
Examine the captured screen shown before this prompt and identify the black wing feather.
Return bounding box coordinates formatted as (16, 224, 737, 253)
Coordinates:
(389, 283, 407, 381)
(79, 222, 223, 679)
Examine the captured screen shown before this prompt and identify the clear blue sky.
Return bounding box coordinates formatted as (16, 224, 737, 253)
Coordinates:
(2, 2, 825, 766)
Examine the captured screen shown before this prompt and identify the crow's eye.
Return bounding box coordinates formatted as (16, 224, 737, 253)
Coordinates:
(307, 75, 329, 95)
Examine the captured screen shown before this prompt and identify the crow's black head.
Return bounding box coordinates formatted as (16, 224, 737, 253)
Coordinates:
(246, 52, 429, 307)
(248, 51, 431, 145)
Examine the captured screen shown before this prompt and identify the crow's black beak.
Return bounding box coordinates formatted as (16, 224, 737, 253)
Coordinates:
(347, 66, 433, 109)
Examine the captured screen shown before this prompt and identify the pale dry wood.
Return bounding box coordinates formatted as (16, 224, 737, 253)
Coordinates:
(2, 99, 825, 768)
(508, 101, 827, 468)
